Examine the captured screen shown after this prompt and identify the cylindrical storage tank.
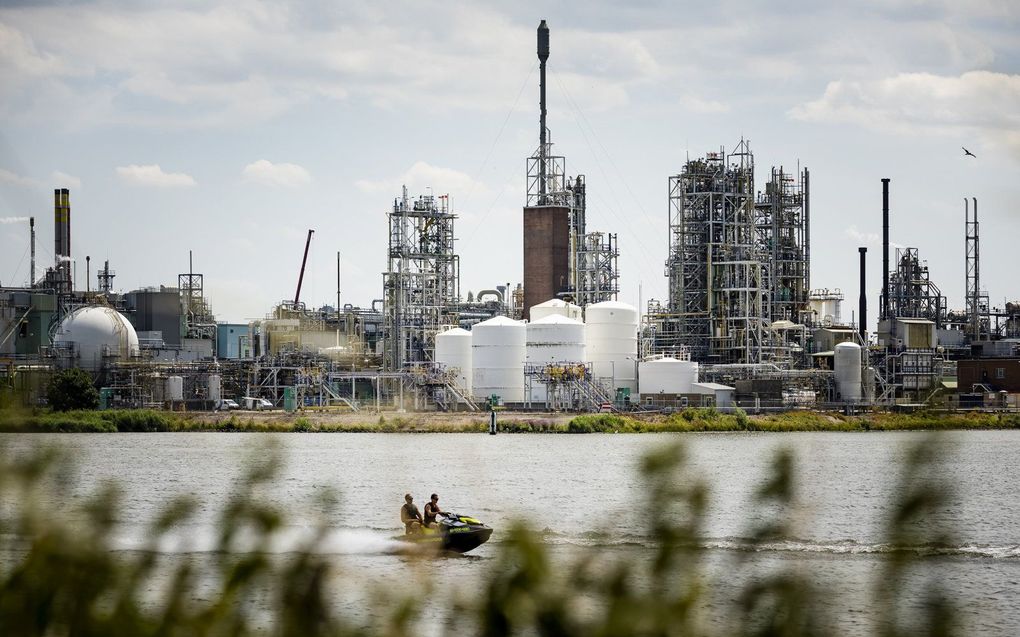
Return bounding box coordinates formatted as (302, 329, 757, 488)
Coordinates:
(530, 298, 583, 322)
(834, 342, 863, 401)
(638, 357, 699, 397)
(207, 374, 222, 403)
(53, 306, 141, 371)
(585, 301, 639, 393)
(166, 376, 184, 402)
(526, 315, 585, 403)
(471, 316, 526, 404)
(435, 327, 472, 396)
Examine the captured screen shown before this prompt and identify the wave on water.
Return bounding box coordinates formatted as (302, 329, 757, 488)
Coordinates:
(531, 529, 1020, 560)
(109, 526, 410, 556)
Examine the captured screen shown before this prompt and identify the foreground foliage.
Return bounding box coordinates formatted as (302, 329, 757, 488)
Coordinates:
(0, 436, 958, 636)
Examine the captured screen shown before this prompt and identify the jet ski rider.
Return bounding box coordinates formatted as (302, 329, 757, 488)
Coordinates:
(401, 493, 423, 535)
(423, 493, 445, 529)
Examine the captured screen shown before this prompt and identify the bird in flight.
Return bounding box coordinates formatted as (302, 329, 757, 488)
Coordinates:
(963, 147, 977, 158)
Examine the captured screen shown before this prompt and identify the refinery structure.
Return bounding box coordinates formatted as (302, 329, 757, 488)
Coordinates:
(4, 21, 1019, 415)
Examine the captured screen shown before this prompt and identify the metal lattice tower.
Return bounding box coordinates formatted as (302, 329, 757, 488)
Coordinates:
(964, 197, 989, 340)
(382, 186, 460, 370)
(884, 247, 946, 328)
(755, 166, 810, 323)
(178, 251, 215, 339)
(576, 231, 620, 305)
(662, 140, 769, 363)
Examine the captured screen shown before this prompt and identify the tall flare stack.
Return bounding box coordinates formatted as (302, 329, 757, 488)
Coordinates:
(53, 188, 71, 293)
(522, 19, 570, 319)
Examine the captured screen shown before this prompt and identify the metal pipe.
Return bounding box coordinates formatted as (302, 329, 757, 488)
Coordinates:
(537, 19, 549, 201)
(294, 229, 314, 306)
(86, 255, 90, 294)
(858, 247, 867, 343)
(29, 217, 35, 288)
(881, 178, 890, 321)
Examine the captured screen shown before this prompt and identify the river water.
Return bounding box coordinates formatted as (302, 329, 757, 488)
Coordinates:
(2, 430, 1019, 634)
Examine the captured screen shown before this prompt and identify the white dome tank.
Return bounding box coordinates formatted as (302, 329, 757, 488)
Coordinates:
(435, 327, 472, 395)
(53, 306, 140, 371)
(530, 298, 583, 322)
(585, 301, 638, 393)
(526, 314, 585, 403)
(471, 316, 526, 404)
(638, 357, 699, 396)
(834, 342, 863, 401)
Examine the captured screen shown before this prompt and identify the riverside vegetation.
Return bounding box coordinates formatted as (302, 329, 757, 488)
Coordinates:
(1, 403, 1020, 434)
(0, 436, 959, 636)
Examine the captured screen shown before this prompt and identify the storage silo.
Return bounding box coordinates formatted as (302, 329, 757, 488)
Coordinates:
(526, 314, 585, 403)
(585, 301, 638, 393)
(52, 306, 141, 371)
(529, 298, 583, 322)
(638, 357, 699, 397)
(166, 376, 184, 402)
(834, 342, 863, 401)
(435, 327, 472, 395)
(207, 374, 222, 404)
(471, 316, 526, 404)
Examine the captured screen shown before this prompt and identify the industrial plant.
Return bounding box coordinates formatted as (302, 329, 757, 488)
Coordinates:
(2, 21, 1016, 416)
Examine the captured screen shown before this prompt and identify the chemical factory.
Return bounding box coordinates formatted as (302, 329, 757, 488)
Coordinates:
(2, 21, 1016, 415)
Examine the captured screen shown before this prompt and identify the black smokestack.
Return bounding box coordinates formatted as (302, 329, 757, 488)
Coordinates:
(858, 247, 867, 342)
(537, 20, 549, 201)
(881, 179, 889, 321)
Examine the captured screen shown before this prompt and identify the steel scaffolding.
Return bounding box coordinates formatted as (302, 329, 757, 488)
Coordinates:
(658, 140, 770, 363)
(382, 186, 460, 370)
(964, 197, 990, 340)
(883, 247, 946, 328)
(526, 133, 618, 307)
(756, 166, 810, 324)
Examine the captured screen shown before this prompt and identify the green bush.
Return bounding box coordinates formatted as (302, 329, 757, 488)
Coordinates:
(46, 368, 99, 412)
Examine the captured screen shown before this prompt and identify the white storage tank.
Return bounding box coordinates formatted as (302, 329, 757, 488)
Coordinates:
(166, 376, 184, 402)
(530, 298, 583, 322)
(638, 357, 699, 397)
(834, 342, 863, 401)
(585, 301, 638, 393)
(471, 316, 526, 404)
(52, 306, 140, 371)
(207, 374, 222, 403)
(526, 315, 585, 403)
(435, 327, 472, 395)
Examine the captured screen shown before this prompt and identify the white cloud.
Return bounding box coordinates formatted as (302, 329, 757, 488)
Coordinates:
(0, 168, 41, 188)
(51, 170, 81, 189)
(844, 225, 879, 246)
(242, 159, 311, 188)
(791, 71, 1020, 159)
(115, 164, 196, 188)
(679, 94, 730, 114)
(355, 161, 489, 200)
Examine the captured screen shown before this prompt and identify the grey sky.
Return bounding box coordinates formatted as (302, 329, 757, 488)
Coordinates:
(1, 0, 1018, 324)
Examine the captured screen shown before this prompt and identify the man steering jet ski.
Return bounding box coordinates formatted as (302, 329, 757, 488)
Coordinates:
(395, 493, 493, 554)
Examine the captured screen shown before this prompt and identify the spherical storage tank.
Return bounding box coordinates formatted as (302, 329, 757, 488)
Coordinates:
(53, 306, 140, 371)
(585, 301, 638, 393)
(530, 298, 583, 322)
(638, 357, 699, 397)
(526, 314, 585, 402)
(471, 316, 526, 404)
(834, 342, 863, 401)
(435, 327, 472, 395)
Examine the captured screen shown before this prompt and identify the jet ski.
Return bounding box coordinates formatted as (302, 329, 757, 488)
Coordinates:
(393, 511, 493, 554)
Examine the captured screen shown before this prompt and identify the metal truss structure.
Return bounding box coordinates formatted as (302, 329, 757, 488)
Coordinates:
(755, 166, 810, 323)
(658, 140, 771, 363)
(883, 247, 946, 328)
(964, 197, 990, 340)
(382, 186, 460, 370)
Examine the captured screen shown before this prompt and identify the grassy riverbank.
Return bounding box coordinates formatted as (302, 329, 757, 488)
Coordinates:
(3, 406, 1020, 433)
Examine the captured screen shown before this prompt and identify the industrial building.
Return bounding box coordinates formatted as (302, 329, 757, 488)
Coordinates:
(4, 20, 1020, 416)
